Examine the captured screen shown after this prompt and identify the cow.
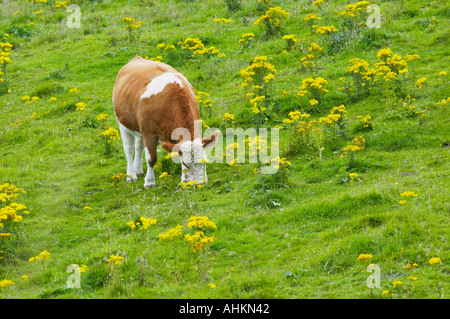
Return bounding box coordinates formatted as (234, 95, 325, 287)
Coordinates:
(113, 55, 219, 188)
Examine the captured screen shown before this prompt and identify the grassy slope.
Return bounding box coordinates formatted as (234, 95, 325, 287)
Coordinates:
(0, 0, 449, 299)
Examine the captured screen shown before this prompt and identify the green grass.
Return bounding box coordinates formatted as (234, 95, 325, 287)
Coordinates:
(0, 0, 449, 299)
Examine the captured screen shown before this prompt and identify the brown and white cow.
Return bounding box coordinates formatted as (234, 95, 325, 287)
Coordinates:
(113, 55, 219, 188)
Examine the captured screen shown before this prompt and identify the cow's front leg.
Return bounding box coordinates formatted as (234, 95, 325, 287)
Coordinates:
(143, 137, 158, 189)
(119, 123, 137, 182)
(134, 136, 145, 177)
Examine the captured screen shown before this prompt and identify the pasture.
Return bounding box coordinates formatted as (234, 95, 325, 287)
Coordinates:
(0, 0, 449, 299)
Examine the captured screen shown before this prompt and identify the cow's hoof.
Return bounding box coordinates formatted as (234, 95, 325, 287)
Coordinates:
(144, 184, 156, 189)
(127, 177, 137, 183)
(136, 172, 144, 177)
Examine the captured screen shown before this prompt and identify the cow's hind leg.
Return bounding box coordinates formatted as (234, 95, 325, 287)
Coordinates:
(119, 123, 137, 182)
(134, 136, 145, 177)
(143, 136, 158, 189)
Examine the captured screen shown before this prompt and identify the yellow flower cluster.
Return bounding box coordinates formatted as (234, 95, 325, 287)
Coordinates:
(145, 55, 163, 62)
(141, 217, 157, 229)
(399, 94, 428, 119)
(29, 250, 51, 262)
(429, 257, 441, 265)
(319, 104, 346, 126)
(157, 43, 177, 52)
(282, 34, 298, 50)
(0, 183, 26, 203)
(400, 191, 418, 197)
(77, 264, 89, 275)
(185, 231, 216, 253)
(308, 42, 323, 52)
(301, 54, 315, 69)
(416, 77, 426, 88)
(313, 0, 323, 7)
(181, 37, 225, 58)
(436, 97, 450, 107)
(101, 125, 121, 143)
(158, 225, 183, 240)
(0, 43, 12, 63)
(347, 58, 370, 75)
(179, 180, 203, 189)
(112, 173, 130, 184)
(33, 8, 44, 15)
(0, 279, 15, 287)
(194, 46, 225, 58)
(357, 253, 373, 261)
(314, 25, 338, 35)
(304, 13, 321, 23)
(271, 156, 291, 170)
(75, 102, 86, 111)
(127, 216, 157, 230)
(342, 135, 365, 157)
(187, 216, 217, 230)
(339, 1, 370, 18)
(223, 113, 235, 123)
(123, 17, 144, 30)
(361, 115, 371, 128)
(295, 119, 318, 135)
(374, 48, 409, 81)
(404, 54, 419, 62)
(182, 37, 204, 51)
(239, 33, 255, 45)
(249, 95, 267, 114)
(196, 91, 214, 109)
(107, 255, 125, 266)
(247, 135, 268, 158)
(96, 114, 108, 121)
(282, 111, 310, 125)
(21, 95, 40, 105)
(254, 6, 290, 36)
(184, 216, 217, 252)
(1, 183, 29, 240)
(55, 1, 70, 10)
(214, 18, 231, 23)
(0, 34, 13, 84)
(159, 172, 172, 179)
(297, 77, 329, 102)
(403, 263, 418, 270)
(240, 56, 277, 98)
(254, 6, 290, 27)
(345, 48, 412, 89)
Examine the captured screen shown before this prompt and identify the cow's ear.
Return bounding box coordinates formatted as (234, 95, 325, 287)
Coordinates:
(202, 130, 220, 148)
(161, 142, 175, 153)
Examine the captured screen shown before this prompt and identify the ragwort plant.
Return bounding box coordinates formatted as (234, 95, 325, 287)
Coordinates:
(239, 56, 277, 123)
(254, 6, 290, 38)
(0, 33, 13, 95)
(0, 183, 29, 261)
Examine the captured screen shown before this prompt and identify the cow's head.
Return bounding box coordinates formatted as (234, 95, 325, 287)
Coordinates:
(161, 131, 220, 185)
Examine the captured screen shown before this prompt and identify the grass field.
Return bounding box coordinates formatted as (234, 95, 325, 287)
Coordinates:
(0, 0, 449, 299)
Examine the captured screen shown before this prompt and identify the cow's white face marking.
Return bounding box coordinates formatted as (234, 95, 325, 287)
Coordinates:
(179, 138, 208, 184)
(140, 72, 184, 99)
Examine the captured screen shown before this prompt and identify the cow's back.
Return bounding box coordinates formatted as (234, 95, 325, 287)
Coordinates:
(113, 56, 192, 135)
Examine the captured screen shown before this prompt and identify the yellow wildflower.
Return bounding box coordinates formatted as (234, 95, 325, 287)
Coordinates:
(0, 280, 15, 287)
(357, 254, 373, 261)
(429, 257, 442, 265)
(107, 255, 125, 266)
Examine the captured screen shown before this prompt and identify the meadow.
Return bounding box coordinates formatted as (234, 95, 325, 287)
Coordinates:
(0, 0, 449, 299)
